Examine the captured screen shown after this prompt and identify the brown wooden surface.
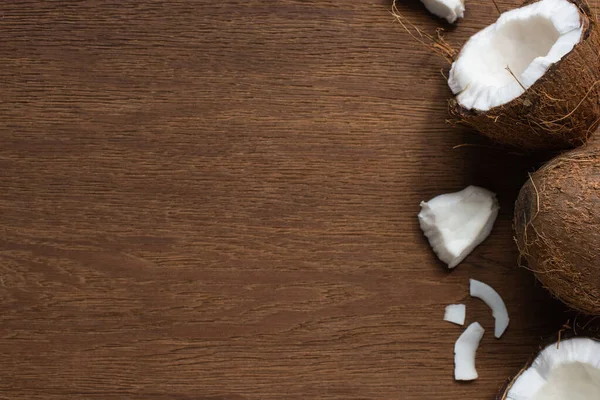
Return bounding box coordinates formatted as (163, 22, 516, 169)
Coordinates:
(0, 1, 575, 399)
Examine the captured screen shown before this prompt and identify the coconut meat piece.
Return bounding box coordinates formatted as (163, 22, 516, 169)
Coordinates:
(418, 186, 499, 268)
(470, 279, 509, 338)
(448, 0, 583, 111)
(444, 304, 466, 326)
(505, 338, 600, 400)
(454, 322, 485, 381)
(420, 0, 465, 24)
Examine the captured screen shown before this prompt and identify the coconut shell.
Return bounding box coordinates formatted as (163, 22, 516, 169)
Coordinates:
(449, 0, 600, 151)
(514, 142, 600, 314)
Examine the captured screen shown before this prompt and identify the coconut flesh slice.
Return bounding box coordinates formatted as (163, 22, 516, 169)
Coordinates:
(444, 304, 466, 325)
(420, 0, 465, 24)
(447, 0, 600, 150)
(502, 337, 600, 400)
(454, 322, 485, 381)
(470, 278, 509, 338)
(418, 186, 499, 268)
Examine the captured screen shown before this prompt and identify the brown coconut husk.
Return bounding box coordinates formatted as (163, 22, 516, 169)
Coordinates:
(391, 1, 457, 65)
(449, 0, 600, 151)
(514, 142, 600, 314)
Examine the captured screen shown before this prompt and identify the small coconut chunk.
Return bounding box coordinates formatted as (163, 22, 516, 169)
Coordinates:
(454, 322, 485, 381)
(470, 279, 509, 338)
(420, 0, 464, 24)
(449, 0, 583, 111)
(418, 186, 499, 269)
(444, 304, 466, 326)
(505, 338, 600, 400)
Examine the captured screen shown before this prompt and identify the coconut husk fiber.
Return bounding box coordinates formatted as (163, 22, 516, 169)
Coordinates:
(514, 142, 600, 314)
(449, 0, 600, 151)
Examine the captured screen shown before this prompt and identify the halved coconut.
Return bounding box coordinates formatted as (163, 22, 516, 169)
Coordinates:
(448, 0, 600, 151)
(500, 337, 600, 400)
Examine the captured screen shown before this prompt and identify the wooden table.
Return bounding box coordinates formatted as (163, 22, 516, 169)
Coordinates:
(0, 1, 572, 399)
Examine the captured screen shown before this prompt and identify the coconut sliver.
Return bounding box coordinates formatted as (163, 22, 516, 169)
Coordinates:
(470, 279, 509, 338)
(448, 0, 583, 111)
(454, 322, 485, 381)
(504, 338, 600, 400)
(444, 304, 466, 326)
(418, 186, 499, 268)
(420, 0, 465, 23)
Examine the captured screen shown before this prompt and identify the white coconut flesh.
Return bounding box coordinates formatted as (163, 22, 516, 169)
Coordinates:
(470, 278, 509, 338)
(420, 0, 465, 24)
(505, 338, 600, 400)
(454, 322, 485, 381)
(444, 304, 466, 325)
(448, 0, 583, 111)
(418, 186, 499, 268)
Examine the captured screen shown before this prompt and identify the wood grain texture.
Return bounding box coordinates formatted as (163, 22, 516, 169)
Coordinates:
(0, 1, 576, 399)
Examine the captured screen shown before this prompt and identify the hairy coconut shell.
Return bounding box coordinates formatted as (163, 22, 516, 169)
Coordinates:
(449, 0, 600, 151)
(514, 143, 600, 314)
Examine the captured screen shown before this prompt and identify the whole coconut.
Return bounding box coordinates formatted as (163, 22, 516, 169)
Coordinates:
(514, 143, 600, 314)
